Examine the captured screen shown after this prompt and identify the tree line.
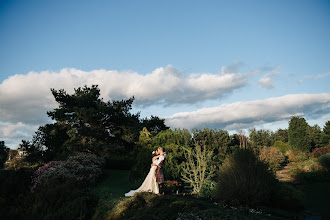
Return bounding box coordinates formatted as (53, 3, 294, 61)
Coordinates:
(1, 85, 330, 169)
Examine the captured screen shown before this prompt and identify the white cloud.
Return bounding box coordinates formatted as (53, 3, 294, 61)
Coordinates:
(165, 93, 330, 130)
(0, 65, 249, 125)
(299, 72, 330, 83)
(258, 66, 280, 89)
(0, 121, 39, 148)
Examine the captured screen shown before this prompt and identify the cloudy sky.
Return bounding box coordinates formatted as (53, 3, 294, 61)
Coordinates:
(1, 0, 330, 148)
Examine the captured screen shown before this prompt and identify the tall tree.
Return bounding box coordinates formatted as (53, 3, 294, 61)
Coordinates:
(141, 116, 169, 136)
(274, 129, 288, 143)
(288, 116, 311, 152)
(249, 128, 274, 148)
(45, 85, 142, 156)
(323, 120, 330, 145)
(309, 125, 323, 149)
(0, 141, 9, 168)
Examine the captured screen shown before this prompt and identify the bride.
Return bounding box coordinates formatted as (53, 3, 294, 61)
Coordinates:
(125, 151, 160, 197)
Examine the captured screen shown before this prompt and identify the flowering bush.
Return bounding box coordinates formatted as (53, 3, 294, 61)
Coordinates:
(311, 147, 330, 158)
(164, 180, 183, 194)
(30, 153, 105, 192)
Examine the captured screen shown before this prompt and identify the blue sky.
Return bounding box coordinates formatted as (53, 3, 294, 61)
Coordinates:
(1, 0, 330, 148)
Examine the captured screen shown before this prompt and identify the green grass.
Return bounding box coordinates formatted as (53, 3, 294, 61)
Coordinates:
(95, 169, 139, 195)
(91, 169, 139, 219)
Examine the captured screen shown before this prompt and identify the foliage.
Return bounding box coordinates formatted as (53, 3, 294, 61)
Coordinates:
(318, 153, 330, 171)
(130, 129, 191, 182)
(0, 141, 9, 169)
(198, 179, 217, 198)
(164, 180, 183, 194)
(141, 115, 169, 136)
(249, 128, 274, 148)
(259, 146, 286, 172)
(30, 85, 168, 162)
(29, 182, 97, 220)
(0, 167, 35, 219)
(106, 192, 264, 220)
(5, 159, 39, 170)
(273, 140, 290, 154)
(215, 149, 278, 206)
(30, 153, 104, 192)
(192, 128, 230, 155)
(285, 150, 309, 163)
(288, 116, 311, 152)
(309, 125, 324, 149)
(271, 183, 304, 210)
(323, 120, 330, 145)
(181, 145, 216, 194)
(274, 129, 288, 143)
(311, 147, 330, 158)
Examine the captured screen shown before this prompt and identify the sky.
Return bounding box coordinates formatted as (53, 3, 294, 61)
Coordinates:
(0, 0, 330, 149)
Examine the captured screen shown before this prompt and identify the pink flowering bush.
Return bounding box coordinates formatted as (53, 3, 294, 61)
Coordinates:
(30, 153, 104, 192)
(311, 147, 330, 158)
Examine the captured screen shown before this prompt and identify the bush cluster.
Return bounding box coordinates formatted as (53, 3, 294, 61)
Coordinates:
(285, 150, 309, 162)
(273, 140, 289, 154)
(259, 146, 286, 172)
(318, 153, 330, 171)
(30, 153, 105, 192)
(215, 149, 278, 206)
(29, 183, 98, 220)
(311, 147, 330, 158)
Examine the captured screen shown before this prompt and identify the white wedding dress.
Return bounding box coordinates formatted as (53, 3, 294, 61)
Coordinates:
(125, 162, 159, 197)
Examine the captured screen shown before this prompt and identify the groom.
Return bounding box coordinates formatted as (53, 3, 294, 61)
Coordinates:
(152, 147, 166, 195)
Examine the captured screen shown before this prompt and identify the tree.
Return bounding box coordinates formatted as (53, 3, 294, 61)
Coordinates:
(309, 125, 323, 149)
(0, 141, 9, 168)
(181, 144, 216, 194)
(46, 85, 142, 156)
(192, 128, 230, 155)
(141, 116, 169, 136)
(274, 129, 288, 143)
(249, 128, 274, 148)
(323, 120, 330, 145)
(288, 116, 311, 152)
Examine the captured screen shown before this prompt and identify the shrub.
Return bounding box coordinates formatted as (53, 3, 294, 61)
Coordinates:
(215, 149, 278, 206)
(164, 180, 183, 194)
(285, 150, 309, 162)
(29, 183, 97, 220)
(273, 140, 289, 154)
(272, 183, 304, 210)
(198, 179, 217, 198)
(312, 147, 330, 158)
(181, 145, 216, 194)
(30, 153, 104, 192)
(259, 146, 286, 172)
(318, 153, 330, 171)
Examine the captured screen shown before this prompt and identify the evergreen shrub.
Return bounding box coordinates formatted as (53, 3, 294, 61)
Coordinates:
(273, 140, 289, 154)
(318, 153, 330, 171)
(215, 149, 278, 206)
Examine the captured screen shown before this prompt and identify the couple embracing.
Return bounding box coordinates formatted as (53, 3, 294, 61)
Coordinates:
(125, 147, 166, 197)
